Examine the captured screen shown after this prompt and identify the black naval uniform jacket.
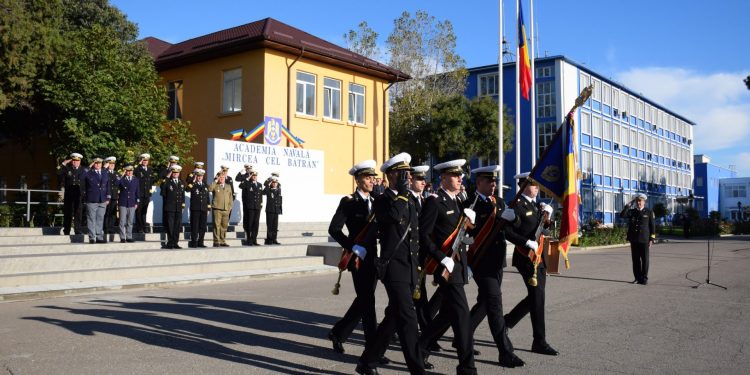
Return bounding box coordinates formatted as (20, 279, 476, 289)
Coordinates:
(328, 191, 377, 271)
(419, 189, 469, 285)
(466, 193, 508, 277)
(107, 169, 121, 203)
(188, 181, 209, 212)
(505, 195, 548, 268)
(375, 188, 420, 285)
(57, 163, 85, 189)
(263, 186, 282, 214)
(134, 165, 154, 199)
(160, 178, 185, 212)
(621, 207, 656, 244)
(239, 179, 263, 210)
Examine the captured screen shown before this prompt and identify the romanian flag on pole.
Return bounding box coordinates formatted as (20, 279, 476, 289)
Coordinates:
(528, 112, 579, 268)
(518, 0, 532, 101)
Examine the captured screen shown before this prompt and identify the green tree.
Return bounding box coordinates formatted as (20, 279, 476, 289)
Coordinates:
(0, 0, 193, 167)
(343, 21, 380, 60)
(652, 203, 669, 223)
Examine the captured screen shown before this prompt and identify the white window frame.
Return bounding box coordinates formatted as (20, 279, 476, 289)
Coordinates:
(478, 73, 499, 96)
(348, 83, 366, 125)
(323, 77, 342, 120)
(296, 71, 316, 116)
(581, 112, 591, 135)
(536, 81, 556, 118)
(222, 68, 242, 113)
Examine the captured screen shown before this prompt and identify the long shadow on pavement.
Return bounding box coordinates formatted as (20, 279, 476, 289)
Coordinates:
(23, 297, 357, 374)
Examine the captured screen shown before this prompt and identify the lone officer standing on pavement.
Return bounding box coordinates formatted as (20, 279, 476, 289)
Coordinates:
(620, 193, 656, 285)
(82, 157, 111, 244)
(188, 169, 209, 248)
(238, 165, 263, 246)
(327, 160, 379, 357)
(134, 153, 154, 233)
(504, 172, 559, 357)
(356, 152, 424, 375)
(57, 152, 85, 235)
(160, 164, 185, 249)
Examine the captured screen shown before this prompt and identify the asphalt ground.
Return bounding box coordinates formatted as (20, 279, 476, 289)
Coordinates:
(1, 236, 749, 374)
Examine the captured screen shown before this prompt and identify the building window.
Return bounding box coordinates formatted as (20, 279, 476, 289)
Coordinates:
(323, 77, 341, 120)
(536, 66, 552, 78)
(348, 83, 365, 125)
(603, 120, 612, 141)
(725, 184, 747, 198)
(612, 88, 619, 109)
(581, 112, 591, 134)
(538, 122, 557, 154)
(222, 68, 242, 113)
(478, 73, 499, 96)
(592, 78, 601, 101)
(296, 71, 316, 116)
(602, 83, 611, 105)
(582, 150, 592, 176)
(536, 81, 555, 118)
(592, 116, 602, 139)
(594, 153, 602, 175)
(167, 80, 183, 120)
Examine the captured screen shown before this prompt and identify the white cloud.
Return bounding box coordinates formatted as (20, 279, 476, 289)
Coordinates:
(615, 68, 750, 152)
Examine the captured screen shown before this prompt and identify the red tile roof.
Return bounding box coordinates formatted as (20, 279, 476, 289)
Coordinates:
(143, 17, 409, 82)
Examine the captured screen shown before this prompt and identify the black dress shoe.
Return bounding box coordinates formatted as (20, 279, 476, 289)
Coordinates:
(161, 244, 173, 249)
(499, 353, 525, 368)
(355, 363, 378, 375)
(120, 239, 126, 243)
(89, 240, 96, 244)
(173, 244, 182, 249)
(639, 280, 648, 285)
(423, 358, 434, 370)
(327, 331, 344, 353)
(428, 342, 443, 352)
(126, 239, 135, 243)
(272, 240, 281, 245)
(220, 243, 230, 247)
(252, 241, 260, 246)
(631, 279, 639, 284)
(213, 244, 221, 247)
(96, 239, 106, 244)
(198, 244, 207, 248)
(531, 341, 559, 356)
(377, 356, 390, 365)
(188, 243, 196, 248)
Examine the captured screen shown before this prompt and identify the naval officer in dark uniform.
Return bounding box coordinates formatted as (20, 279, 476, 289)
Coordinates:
(188, 168, 209, 248)
(327, 160, 379, 357)
(409, 165, 437, 334)
(356, 152, 424, 375)
(103, 156, 120, 235)
(238, 165, 263, 246)
(160, 164, 185, 249)
(134, 153, 154, 233)
(504, 172, 558, 357)
(465, 165, 524, 368)
(620, 193, 656, 285)
(57, 152, 85, 235)
(417, 159, 477, 375)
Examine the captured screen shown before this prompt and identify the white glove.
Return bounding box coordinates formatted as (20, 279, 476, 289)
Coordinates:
(440, 257, 455, 273)
(463, 208, 476, 225)
(525, 239, 539, 251)
(352, 244, 367, 260)
(501, 208, 516, 221)
(467, 266, 473, 280)
(540, 202, 553, 216)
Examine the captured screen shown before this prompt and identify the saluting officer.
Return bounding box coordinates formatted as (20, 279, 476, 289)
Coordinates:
(57, 152, 85, 235)
(82, 157, 111, 244)
(159, 155, 180, 183)
(185, 161, 205, 186)
(188, 169, 209, 248)
(117, 165, 139, 243)
(160, 164, 185, 249)
(220, 165, 236, 199)
(620, 193, 656, 285)
(418, 159, 477, 375)
(103, 156, 120, 235)
(465, 165, 525, 368)
(134, 153, 155, 233)
(356, 152, 424, 375)
(327, 160, 380, 357)
(238, 165, 263, 246)
(504, 172, 559, 357)
(263, 175, 282, 245)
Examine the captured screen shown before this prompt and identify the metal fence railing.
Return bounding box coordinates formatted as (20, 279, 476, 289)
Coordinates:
(0, 188, 64, 227)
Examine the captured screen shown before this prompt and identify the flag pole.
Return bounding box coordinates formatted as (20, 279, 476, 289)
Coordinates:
(530, 0, 536, 166)
(498, 0, 504, 198)
(515, 0, 521, 195)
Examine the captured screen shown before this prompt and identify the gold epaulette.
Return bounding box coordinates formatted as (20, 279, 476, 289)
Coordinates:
(188, 184, 193, 189)
(396, 195, 408, 202)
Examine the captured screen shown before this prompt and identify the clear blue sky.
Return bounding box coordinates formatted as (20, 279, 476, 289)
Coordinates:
(112, 0, 750, 175)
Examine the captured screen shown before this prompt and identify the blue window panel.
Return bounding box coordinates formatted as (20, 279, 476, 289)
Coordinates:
(614, 178, 621, 188)
(623, 180, 630, 189)
(604, 176, 612, 186)
(585, 98, 591, 107)
(592, 100, 601, 111)
(659, 128, 663, 136)
(632, 179, 638, 187)
(594, 175, 602, 185)
(603, 105, 611, 115)
(603, 140, 611, 150)
(640, 182, 647, 190)
(582, 134, 591, 145)
(666, 131, 671, 139)
(593, 137, 602, 148)
(660, 156, 665, 164)
(604, 212, 613, 224)
(630, 116, 637, 125)
(595, 212, 604, 221)
(623, 146, 630, 155)
(631, 148, 637, 157)
(637, 119, 644, 127)
(639, 150, 645, 159)
(645, 122, 651, 130)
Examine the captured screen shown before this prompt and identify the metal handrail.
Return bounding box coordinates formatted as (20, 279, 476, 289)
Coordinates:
(0, 188, 64, 225)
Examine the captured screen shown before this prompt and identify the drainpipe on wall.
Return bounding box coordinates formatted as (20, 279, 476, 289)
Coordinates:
(286, 48, 305, 148)
(382, 77, 397, 163)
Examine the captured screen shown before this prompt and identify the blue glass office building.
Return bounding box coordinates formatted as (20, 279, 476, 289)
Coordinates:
(465, 56, 695, 225)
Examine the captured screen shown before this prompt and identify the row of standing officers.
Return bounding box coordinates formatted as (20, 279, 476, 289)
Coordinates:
(327, 153, 559, 375)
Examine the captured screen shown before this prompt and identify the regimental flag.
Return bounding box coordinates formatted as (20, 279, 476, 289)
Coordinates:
(518, 0, 532, 101)
(230, 128, 244, 141)
(528, 112, 579, 268)
(244, 122, 265, 142)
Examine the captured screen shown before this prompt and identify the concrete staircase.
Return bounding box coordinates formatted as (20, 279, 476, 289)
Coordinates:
(0, 223, 337, 301)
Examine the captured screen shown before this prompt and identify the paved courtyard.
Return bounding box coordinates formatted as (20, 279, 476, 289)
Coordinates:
(1, 236, 749, 374)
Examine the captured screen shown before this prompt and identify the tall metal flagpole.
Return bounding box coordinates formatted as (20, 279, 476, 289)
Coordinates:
(530, 0, 536, 166)
(498, 0, 504, 198)
(515, 0, 521, 195)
